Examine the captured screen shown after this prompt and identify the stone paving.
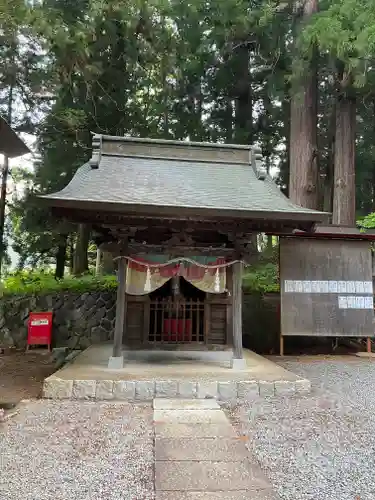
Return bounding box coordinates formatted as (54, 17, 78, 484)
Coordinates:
(153, 398, 279, 499)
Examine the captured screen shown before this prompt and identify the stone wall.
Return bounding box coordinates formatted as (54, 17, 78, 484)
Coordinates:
(0, 290, 280, 353)
(0, 290, 117, 349)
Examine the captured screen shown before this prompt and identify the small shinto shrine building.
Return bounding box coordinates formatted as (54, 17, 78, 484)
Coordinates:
(44, 135, 328, 368)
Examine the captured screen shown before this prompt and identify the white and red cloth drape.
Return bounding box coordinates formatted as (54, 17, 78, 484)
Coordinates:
(120, 255, 238, 295)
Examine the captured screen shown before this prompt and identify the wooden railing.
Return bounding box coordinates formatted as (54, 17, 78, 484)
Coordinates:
(149, 297, 205, 344)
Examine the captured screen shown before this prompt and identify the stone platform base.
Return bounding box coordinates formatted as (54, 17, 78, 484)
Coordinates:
(43, 377, 311, 401)
(42, 345, 312, 402)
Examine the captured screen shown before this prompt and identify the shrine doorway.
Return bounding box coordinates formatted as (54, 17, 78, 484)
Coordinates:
(148, 277, 206, 345)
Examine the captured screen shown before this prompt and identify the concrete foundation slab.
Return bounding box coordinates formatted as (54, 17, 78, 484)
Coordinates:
(355, 351, 375, 358)
(42, 345, 310, 402)
(231, 358, 247, 370)
(108, 356, 124, 369)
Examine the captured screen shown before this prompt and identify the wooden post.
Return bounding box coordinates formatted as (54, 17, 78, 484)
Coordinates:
(231, 261, 246, 369)
(108, 257, 127, 368)
(367, 337, 372, 354)
(280, 334, 284, 356)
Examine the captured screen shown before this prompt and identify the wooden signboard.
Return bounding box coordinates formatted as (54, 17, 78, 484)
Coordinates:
(280, 238, 374, 341)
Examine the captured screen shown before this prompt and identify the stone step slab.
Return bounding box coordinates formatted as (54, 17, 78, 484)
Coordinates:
(155, 437, 249, 461)
(153, 399, 220, 410)
(153, 398, 280, 499)
(155, 460, 271, 491)
(154, 409, 228, 425)
(156, 491, 279, 500)
(155, 422, 238, 438)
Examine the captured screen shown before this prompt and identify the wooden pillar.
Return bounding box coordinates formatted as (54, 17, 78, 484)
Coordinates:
(108, 257, 127, 369)
(367, 337, 372, 354)
(231, 261, 246, 369)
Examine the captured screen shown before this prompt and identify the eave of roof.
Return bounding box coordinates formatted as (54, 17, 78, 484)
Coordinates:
(0, 117, 30, 158)
(43, 195, 329, 223)
(274, 225, 375, 241)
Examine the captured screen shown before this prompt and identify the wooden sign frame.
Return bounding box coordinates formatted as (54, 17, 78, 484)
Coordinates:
(279, 237, 374, 354)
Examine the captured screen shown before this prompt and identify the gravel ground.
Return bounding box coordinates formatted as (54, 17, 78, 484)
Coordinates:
(230, 357, 375, 500)
(0, 400, 154, 500)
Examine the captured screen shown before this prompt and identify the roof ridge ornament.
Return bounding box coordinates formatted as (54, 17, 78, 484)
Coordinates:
(89, 133, 102, 169)
(250, 147, 267, 180)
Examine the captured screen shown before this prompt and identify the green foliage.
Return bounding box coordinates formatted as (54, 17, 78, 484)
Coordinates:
(358, 212, 375, 230)
(300, 0, 375, 88)
(0, 264, 280, 297)
(4, 0, 375, 271)
(243, 263, 279, 293)
(1, 270, 117, 297)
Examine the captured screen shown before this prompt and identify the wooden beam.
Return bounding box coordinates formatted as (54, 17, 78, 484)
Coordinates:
(99, 241, 238, 257)
(52, 207, 313, 233)
(97, 229, 231, 249)
(109, 257, 127, 368)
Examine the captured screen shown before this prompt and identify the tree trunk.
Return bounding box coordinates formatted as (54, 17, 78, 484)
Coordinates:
(289, 0, 319, 209)
(267, 235, 273, 252)
(73, 224, 90, 275)
(262, 89, 272, 173)
(55, 236, 67, 279)
(372, 98, 375, 213)
(332, 93, 356, 225)
(232, 44, 259, 256)
(0, 54, 14, 279)
(321, 99, 336, 213)
(224, 98, 233, 143)
(234, 87, 253, 144)
(69, 236, 74, 273)
(95, 247, 102, 275)
(102, 250, 115, 274)
(234, 45, 253, 144)
(0, 155, 10, 280)
(280, 90, 291, 196)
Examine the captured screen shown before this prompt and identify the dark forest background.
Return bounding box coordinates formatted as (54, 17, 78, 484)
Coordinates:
(2, 0, 375, 278)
